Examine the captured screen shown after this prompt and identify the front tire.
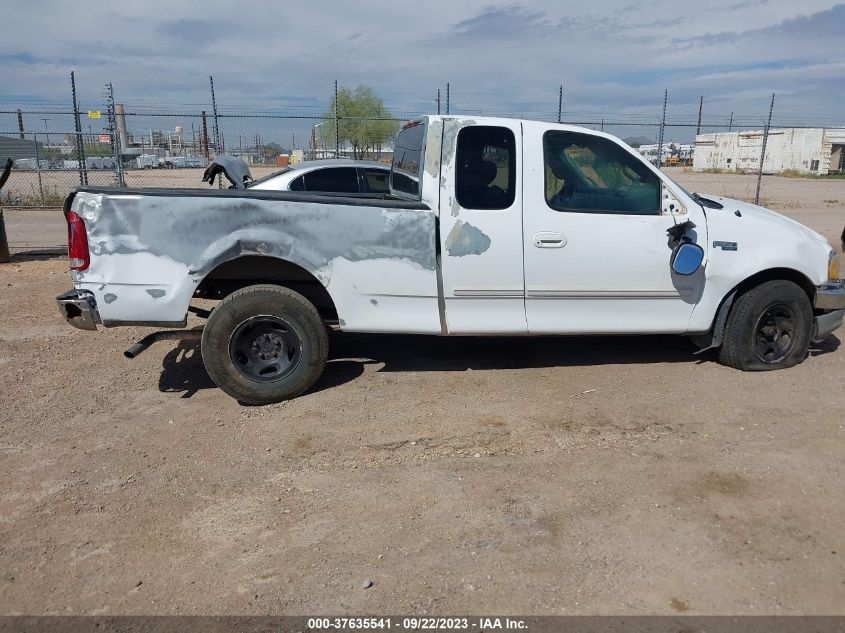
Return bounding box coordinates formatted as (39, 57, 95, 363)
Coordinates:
(201, 285, 328, 404)
(718, 280, 812, 371)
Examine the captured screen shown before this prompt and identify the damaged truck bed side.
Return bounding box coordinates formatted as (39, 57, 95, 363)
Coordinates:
(58, 115, 845, 404)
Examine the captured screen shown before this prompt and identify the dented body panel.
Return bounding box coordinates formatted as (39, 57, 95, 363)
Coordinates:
(70, 187, 441, 333)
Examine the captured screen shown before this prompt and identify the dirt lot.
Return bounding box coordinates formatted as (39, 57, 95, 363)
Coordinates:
(0, 181, 844, 615)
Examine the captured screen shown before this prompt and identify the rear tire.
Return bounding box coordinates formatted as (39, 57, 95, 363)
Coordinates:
(718, 280, 812, 371)
(201, 284, 328, 404)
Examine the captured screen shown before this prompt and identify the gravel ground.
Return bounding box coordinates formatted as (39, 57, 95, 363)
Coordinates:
(0, 192, 843, 615)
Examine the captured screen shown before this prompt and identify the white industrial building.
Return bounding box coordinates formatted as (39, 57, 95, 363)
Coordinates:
(693, 128, 845, 175)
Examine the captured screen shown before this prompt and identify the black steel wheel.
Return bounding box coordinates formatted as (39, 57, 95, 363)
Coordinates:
(201, 285, 328, 404)
(719, 280, 812, 371)
(753, 303, 799, 364)
(228, 315, 303, 382)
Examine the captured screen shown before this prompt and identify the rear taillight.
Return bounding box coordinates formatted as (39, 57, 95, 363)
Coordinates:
(66, 211, 90, 271)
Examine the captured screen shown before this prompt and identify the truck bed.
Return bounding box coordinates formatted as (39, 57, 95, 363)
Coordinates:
(67, 186, 442, 333)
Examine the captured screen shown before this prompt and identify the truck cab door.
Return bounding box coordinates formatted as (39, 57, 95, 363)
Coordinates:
(521, 122, 707, 334)
(437, 119, 527, 334)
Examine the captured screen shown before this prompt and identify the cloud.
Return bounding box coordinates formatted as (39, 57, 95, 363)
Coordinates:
(723, 0, 769, 10)
(155, 19, 230, 46)
(0, 0, 843, 127)
(450, 5, 556, 37)
(672, 3, 845, 49)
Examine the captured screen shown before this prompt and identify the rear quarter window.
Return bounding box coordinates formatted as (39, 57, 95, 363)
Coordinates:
(391, 122, 425, 200)
(301, 167, 359, 193)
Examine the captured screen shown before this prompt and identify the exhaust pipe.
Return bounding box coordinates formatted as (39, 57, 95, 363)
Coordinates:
(124, 329, 203, 359)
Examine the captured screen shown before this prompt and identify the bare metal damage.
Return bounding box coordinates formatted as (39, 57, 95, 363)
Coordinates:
(71, 189, 443, 334)
(444, 220, 491, 257)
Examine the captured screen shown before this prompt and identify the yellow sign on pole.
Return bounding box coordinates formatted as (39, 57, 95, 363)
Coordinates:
(87, 111, 101, 119)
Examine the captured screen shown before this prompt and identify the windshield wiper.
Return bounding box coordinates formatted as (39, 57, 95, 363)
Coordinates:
(692, 192, 724, 209)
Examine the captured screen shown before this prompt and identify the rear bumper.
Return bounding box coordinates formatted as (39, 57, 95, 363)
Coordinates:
(815, 280, 845, 310)
(56, 288, 99, 331)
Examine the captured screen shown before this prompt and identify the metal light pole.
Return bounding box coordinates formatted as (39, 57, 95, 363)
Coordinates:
(312, 122, 324, 160)
(41, 118, 50, 148)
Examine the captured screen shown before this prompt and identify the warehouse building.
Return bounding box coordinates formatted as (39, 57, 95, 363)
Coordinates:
(693, 128, 845, 175)
(0, 135, 46, 161)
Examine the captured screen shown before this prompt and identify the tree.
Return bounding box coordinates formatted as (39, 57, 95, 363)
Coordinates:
(320, 85, 398, 159)
(69, 143, 114, 160)
(257, 142, 283, 164)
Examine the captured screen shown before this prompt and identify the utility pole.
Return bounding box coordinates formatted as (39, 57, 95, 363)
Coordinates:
(436, 89, 441, 115)
(104, 82, 125, 187)
(41, 118, 50, 148)
(209, 76, 221, 159)
(728, 112, 733, 132)
(201, 111, 209, 160)
(334, 80, 340, 158)
(755, 93, 775, 205)
(695, 96, 703, 136)
(70, 71, 87, 186)
(17, 110, 24, 140)
(557, 85, 563, 124)
(656, 89, 668, 169)
(446, 82, 450, 115)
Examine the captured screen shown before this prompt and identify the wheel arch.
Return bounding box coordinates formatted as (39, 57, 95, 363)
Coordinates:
(695, 266, 816, 352)
(730, 267, 816, 303)
(194, 254, 338, 321)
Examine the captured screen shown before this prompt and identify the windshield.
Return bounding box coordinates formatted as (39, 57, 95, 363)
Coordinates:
(658, 170, 724, 209)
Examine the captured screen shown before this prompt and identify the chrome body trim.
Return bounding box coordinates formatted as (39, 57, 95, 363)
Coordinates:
(815, 280, 845, 310)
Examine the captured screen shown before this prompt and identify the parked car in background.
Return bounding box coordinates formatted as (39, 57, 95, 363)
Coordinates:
(248, 159, 391, 194)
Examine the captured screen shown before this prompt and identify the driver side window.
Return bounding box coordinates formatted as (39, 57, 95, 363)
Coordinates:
(543, 131, 660, 215)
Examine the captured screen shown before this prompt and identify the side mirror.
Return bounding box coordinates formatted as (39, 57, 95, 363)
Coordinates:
(671, 241, 704, 276)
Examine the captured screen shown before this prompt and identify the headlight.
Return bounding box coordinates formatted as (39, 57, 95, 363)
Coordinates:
(829, 250, 841, 282)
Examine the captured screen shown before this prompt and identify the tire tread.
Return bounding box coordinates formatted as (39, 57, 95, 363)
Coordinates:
(718, 279, 812, 371)
(201, 284, 328, 404)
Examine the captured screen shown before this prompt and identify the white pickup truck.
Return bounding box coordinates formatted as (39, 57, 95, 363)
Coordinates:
(57, 116, 845, 404)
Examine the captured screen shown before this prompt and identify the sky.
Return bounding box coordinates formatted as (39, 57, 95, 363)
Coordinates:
(1, 0, 844, 137)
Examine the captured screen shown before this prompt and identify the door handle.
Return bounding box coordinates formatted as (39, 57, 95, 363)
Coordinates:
(533, 232, 567, 248)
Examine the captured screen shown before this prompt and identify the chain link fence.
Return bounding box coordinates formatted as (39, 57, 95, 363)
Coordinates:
(2, 108, 844, 214)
